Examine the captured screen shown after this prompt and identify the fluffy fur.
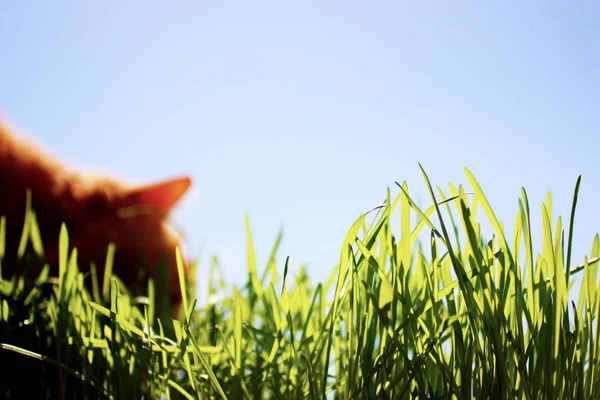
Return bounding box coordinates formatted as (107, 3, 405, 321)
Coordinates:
(0, 115, 192, 307)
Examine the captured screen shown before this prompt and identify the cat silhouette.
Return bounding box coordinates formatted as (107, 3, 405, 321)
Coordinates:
(0, 115, 193, 311)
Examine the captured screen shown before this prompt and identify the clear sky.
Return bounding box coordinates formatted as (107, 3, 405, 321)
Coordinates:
(1, 1, 598, 302)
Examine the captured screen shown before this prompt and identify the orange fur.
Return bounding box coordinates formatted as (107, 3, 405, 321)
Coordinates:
(0, 115, 192, 308)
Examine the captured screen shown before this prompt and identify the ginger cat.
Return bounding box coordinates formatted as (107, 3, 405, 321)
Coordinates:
(0, 115, 192, 310)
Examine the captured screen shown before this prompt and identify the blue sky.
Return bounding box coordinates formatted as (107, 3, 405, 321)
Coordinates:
(1, 1, 598, 302)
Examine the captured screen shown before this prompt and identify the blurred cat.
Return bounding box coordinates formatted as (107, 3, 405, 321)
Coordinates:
(0, 114, 192, 311)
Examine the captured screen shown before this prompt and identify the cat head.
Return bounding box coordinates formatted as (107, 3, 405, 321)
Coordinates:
(46, 174, 193, 310)
(0, 113, 194, 314)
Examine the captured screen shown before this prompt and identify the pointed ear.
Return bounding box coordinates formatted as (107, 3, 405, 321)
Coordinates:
(120, 176, 192, 215)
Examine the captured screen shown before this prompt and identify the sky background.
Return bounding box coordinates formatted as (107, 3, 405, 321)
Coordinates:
(1, 1, 598, 304)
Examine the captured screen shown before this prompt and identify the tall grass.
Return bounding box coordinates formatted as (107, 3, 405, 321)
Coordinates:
(1, 166, 599, 399)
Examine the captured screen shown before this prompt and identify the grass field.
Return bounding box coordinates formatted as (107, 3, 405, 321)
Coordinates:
(1, 165, 599, 399)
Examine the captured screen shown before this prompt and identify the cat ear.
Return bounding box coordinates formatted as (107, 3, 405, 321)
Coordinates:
(121, 176, 192, 215)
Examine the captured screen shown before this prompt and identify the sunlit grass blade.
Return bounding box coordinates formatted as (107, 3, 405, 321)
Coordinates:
(565, 175, 582, 282)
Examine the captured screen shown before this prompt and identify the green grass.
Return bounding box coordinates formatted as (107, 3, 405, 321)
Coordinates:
(1, 166, 599, 399)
